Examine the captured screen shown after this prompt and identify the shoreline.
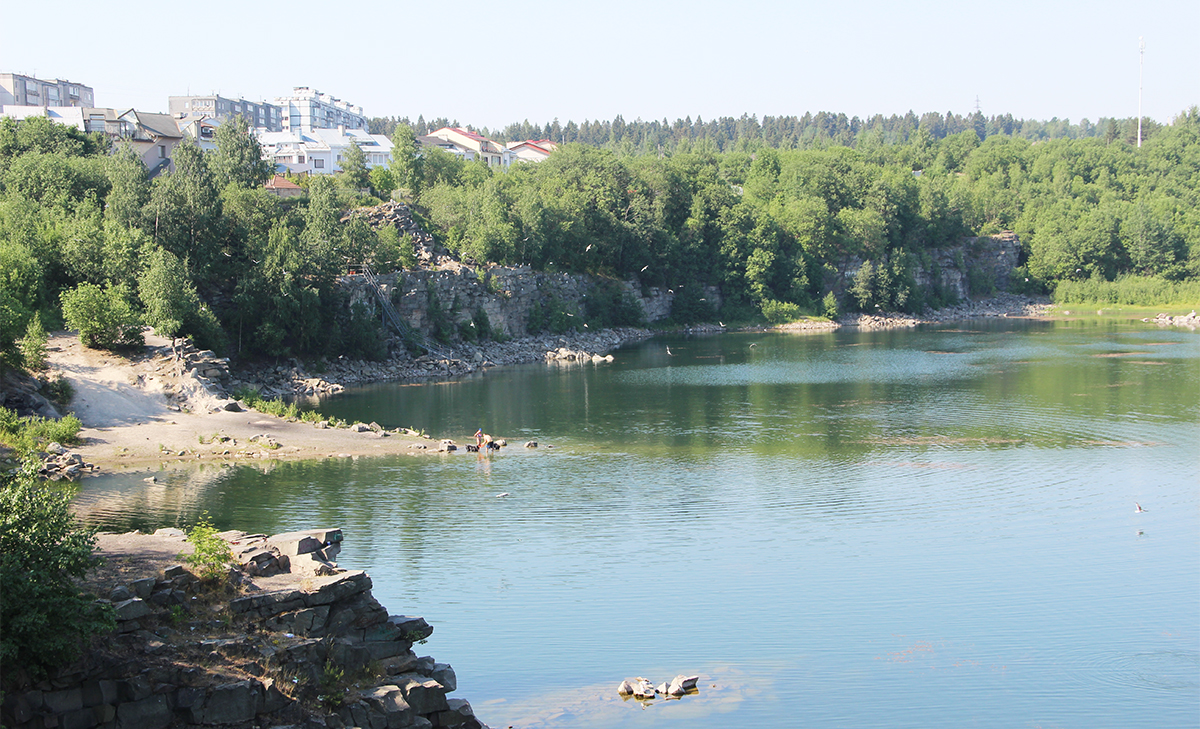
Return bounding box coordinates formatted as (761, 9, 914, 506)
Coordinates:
(33, 294, 1195, 478)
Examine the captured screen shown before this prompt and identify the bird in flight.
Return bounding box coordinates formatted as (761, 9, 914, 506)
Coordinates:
(1135, 502, 1147, 513)
(665, 345, 675, 356)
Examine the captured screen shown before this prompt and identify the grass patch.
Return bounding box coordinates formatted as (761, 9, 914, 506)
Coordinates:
(0, 407, 82, 456)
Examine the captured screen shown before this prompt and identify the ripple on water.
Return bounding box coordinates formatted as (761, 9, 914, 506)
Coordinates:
(1066, 648, 1200, 694)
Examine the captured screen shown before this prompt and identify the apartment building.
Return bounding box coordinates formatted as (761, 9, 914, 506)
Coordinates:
(275, 87, 367, 132)
(169, 94, 283, 132)
(257, 127, 392, 175)
(0, 73, 94, 108)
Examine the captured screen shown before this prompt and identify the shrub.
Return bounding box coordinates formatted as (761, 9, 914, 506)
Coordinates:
(822, 292, 840, 319)
(0, 457, 115, 683)
(184, 513, 233, 582)
(0, 407, 82, 456)
(761, 299, 802, 324)
(19, 317, 48, 372)
(60, 283, 144, 350)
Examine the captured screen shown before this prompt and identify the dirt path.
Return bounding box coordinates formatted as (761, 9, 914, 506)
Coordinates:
(45, 331, 446, 475)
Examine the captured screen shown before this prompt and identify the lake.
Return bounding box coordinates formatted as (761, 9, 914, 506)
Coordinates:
(74, 318, 1200, 728)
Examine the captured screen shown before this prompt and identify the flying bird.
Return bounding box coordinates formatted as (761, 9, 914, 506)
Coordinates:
(665, 345, 675, 356)
(1135, 502, 1147, 513)
(640, 265, 649, 272)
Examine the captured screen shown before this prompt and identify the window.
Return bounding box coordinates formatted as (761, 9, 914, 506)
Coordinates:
(158, 145, 167, 158)
(314, 159, 324, 168)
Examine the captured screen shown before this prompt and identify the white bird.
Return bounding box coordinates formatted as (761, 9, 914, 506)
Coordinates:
(665, 345, 675, 356)
(718, 321, 725, 327)
(585, 244, 593, 251)
(496, 492, 510, 498)
(1135, 502, 1147, 513)
(640, 265, 649, 272)
(749, 343, 758, 348)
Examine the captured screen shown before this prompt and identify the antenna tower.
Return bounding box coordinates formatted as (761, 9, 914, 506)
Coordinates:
(1137, 37, 1144, 148)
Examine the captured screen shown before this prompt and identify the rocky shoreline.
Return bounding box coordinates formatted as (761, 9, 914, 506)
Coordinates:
(0, 528, 488, 729)
(834, 293, 1054, 330)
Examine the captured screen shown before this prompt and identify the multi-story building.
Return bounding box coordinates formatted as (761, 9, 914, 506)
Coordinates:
(0, 73, 94, 108)
(168, 94, 283, 132)
(0, 105, 183, 176)
(274, 87, 367, 132)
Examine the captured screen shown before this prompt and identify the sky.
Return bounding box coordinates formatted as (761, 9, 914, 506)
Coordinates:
(3, 0, 1197, 132)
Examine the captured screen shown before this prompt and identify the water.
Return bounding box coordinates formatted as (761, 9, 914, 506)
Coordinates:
(74, 319, 1200, 728)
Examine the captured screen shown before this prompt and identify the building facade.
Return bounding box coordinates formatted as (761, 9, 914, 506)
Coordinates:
(424, 127, 512, 167)
(169, 95, 283, 131)
(0, 73, 94, 108)
(257, 127, 392, 176)
(274, 88, 367, 132)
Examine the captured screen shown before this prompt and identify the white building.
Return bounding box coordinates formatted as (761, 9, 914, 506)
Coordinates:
(507, 138, 558, 163)
(0, 73, 94, 108)
(257, 127, 392, 175)
(0, 105, 183, 176)
(274, 87, 367, 132)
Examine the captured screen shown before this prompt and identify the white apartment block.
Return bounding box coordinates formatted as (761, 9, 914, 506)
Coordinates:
(0, 73, 94, 108)
(275, 87, 367, 132)
(169, 95, 283, 132)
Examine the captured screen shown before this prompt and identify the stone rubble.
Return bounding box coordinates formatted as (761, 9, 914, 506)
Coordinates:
(616, 675, 699, 702)
(0, 528, 490, 729)
(1149, 310, 1198, 330)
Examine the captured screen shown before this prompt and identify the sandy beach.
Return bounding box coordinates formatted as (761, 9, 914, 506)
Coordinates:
(45, 331, 451, 475)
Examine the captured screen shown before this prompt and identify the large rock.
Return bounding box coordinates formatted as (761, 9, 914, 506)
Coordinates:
(112, 597, 151, 621)
(201, 680, 260, 724)
(115, 694, 171, 728)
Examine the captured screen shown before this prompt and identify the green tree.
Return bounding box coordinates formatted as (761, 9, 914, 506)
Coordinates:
(211, 114, 273, 190)
(103, 143, 150, 230)
(389, 123, 423, 196)
(0, 458, 115, 683)
(146, 139, 223, 279)
(138, 247, 201, 351)
(339, 142, 370, 191)
(60, 282, 144, 350)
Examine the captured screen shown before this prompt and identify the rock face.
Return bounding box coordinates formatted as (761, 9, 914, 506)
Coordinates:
(0, 529, 489, 729)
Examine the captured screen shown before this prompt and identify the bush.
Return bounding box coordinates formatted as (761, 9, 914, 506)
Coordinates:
(822, 292, 840, 319)
(0, 457, 115, 683)
(60, 283, 144, 350)
(586, 280, 645, 328)
(761, 299, 803, 324)
(184, 513, 234, 582)
(1053, 275, 1200, 307)
(0, 406, 82, 456)
(19, 317, 48, 372)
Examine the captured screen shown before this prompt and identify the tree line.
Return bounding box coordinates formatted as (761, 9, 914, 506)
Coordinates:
(2, 106, 1197, 370)
(370, 110, 1166, 152)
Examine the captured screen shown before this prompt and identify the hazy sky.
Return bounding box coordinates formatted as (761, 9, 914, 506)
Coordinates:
(3, 0, 1196, 131)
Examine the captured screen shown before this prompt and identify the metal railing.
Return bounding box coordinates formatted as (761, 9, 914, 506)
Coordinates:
(349, 264, 455, 360)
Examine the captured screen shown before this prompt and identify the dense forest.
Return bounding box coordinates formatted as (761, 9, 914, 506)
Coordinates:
(2, 106, 1198, 371)
(369, 111, 1165, 150)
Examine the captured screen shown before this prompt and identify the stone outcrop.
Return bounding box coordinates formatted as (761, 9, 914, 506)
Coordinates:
(616, 675, 699, 702)
(0, 528, 489, 729)
(1149, 310, 1198, 330)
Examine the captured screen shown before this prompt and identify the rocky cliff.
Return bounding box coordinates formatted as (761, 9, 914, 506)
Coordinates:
(0, 528, 487, 729)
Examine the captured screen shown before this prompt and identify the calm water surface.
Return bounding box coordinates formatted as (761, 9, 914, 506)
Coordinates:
(75, 319, 1200, 728)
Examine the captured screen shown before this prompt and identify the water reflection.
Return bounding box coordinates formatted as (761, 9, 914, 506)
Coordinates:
(75, 320, 1200, 728)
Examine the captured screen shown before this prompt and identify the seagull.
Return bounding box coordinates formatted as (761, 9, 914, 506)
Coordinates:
(640, 265, 649, 272)
(665, 345, 675, 356)
(585, 244, 593, 252)
(1135, 502, 1147, 513)
(749, 343, 758, 348)
(495, 492, 510, 498)
(718, 321, 725, 327)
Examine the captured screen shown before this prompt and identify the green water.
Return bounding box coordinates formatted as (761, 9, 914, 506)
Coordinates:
(76, 318, 1200, 728)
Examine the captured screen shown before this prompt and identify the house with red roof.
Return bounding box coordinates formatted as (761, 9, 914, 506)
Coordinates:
(425, 127, 512, 168)
(507, 139, 558, 163)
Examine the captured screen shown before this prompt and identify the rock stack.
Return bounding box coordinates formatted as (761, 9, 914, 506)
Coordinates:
(0, 528, 489, 729)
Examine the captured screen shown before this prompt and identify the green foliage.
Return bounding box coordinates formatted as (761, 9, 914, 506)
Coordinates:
(666, 283, 713, 325)
(0, 457, 115, 683)
(1053, 275, 1200, 306)
(822, 291, 840, 319)
(184, 513, 233, 582)
(60, 282, 144, 350)
(338, 143, 370, 192)
(19, 317, 48, 372)
(585, 279, 645, 328)
(761, 299, 803, 324)
(317, 660, 347, 708)
(211, 114, 273, 190)
(0, 407, 82, 456)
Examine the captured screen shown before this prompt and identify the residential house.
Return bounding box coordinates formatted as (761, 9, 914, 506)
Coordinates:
(264, 174, 304, 198)
(507, 138, 558, 163)
(424, 127, 512, 168)
(0, 105, 183, 176)
(176, 116, 219, 151)
(0, 73, 94, 108)
(256, 127, 393, 175)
